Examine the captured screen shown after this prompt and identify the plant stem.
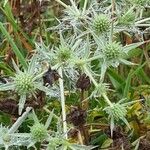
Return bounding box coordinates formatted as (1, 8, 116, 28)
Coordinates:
(54, 0, 68, 8)
(77, 129, 84, 144)
(58, 67, 68, 139)
(79, 125, 89, 145)
(135, 17, 150, 24)
(110, 0, 115, 42)
(84, 54, 102, 62)
(102, 93, 113, 107)
(82, 0, 88, 15)
(139, 8, 143, 19)
(8, 107, 32, 134)
(83, 65, 113, 107)
(83, 65, 98, 87)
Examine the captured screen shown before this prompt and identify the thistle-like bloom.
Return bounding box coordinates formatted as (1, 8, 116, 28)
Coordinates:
(93, 35, 143, 80)
(102, 42, 124, 62)
(91, 83, 109, 98)
(0, 55, 47, 115)
(30, 123, 48, 142)
(50, 0, 100, 32)
(104, 103, 127, 121)
(36, 34, 92, 89)
(0, 107, 32, 150)
(104, 100, 130, 137)
(93, 14, 110, 34)
(14, 72, 35, 95)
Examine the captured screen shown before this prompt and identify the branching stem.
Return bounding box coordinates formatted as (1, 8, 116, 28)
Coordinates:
(83, 65, 113, 107)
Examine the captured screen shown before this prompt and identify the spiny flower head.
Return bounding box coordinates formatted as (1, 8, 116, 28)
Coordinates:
(57, 45, 72, 62)
(93, 14, 110, 34)
(30, 123, 48, 142)
(15, 72, 35, 95)
(105, 103, 127, 121)
(102, 42, 123, 61)
(92, 83, 109, 98)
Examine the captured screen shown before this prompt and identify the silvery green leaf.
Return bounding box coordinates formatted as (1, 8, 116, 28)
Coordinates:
(72, 38, 82, 51)
(122, 117, 131, 129)
(35, 84, 59, 98)
(28, 55, 38, 74)
(31, 109, 40, 123)
(100, 62, 107, 81)
(18, 94, 27, 115)
(11, 133, 31, 138)
(60, 145, 68, 150)
(69, 144, 97, 150)
(45, 109, 54, 129)
(91, 30, 106, 48)
(0, 82, 15, 91)
(3, 0, 8, 6)
(10, 134, 32, 147)
(32, 71, 45, 81)
(123, 42, 144, 53)
(27, 141, 36, 149)
(12, 59, 22, 74)
(8, 107, 32, 134)
(122, 99, 143, 106)
(120, 59, 137, 65)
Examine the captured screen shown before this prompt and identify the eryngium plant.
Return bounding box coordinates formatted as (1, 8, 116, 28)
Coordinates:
(104, 101, 129, 137)
(93, 35, 144, 80)
(36, 34, 92, 88)
(104, 99, 142, 136)
(52, 0, 100, 31)
(29, 110, 96, 149)
(0, 55, 47, 115)
(0, 107, 32, 150)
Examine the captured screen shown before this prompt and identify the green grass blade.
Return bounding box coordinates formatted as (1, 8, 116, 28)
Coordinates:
(123, 70, 133, 98)
(0, 22, 27, 69)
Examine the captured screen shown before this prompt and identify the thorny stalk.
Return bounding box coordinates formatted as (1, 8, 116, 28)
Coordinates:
(83, 65, 113, 107)
(58, 67, 68, 139)
(8, 107, 32, 134)
(110, 0, 115, 42)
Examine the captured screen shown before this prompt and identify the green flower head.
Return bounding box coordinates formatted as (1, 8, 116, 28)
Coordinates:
(30, 123, 48, 142)
(102, 42, 123, 61)
(0, 55, 48, 115)
(107, 103, 127, 121)
(15, 72, 35, 95)
(92, 83, 109, 98)
(93, 14, 110, 34)
(57, 45, 71, 62)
